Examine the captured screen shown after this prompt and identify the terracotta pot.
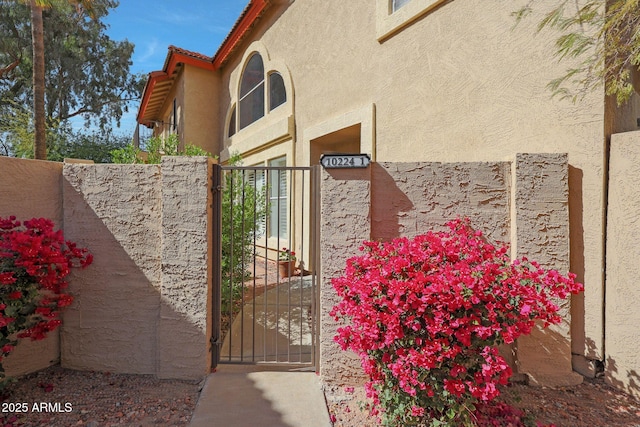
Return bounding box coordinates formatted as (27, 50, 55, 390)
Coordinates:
(278, 260, 296, 278)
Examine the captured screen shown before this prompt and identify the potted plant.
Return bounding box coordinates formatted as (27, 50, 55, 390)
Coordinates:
(278, 247, 296, 278)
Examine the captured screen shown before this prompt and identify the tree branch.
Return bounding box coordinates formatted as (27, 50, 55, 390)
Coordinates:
(62, 96, 140, 120)
(0, 56, 20, 79)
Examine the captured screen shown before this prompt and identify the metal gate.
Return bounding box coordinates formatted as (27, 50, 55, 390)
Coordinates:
(211, 164, 320, 369)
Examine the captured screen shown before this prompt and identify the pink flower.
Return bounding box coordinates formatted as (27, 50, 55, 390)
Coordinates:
(330, 217, 582, 424)
(410, 406, 425, 417)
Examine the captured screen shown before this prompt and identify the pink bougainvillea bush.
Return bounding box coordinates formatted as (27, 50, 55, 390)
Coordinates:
(0, 216, 92, 387)
(331, 218, 582, 426)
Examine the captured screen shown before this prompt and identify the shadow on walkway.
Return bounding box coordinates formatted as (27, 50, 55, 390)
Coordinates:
(189, 364, 332, 427)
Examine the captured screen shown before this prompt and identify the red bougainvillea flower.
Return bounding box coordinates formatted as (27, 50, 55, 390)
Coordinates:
(0, 216, 92, 384)
(331, 217, 582, 426)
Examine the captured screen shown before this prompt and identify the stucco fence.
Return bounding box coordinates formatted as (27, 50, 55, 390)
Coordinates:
(0, 156, 214, 381)
(2, 150, 640, 398)
(319, 154, 582, 390)
(605, 130, 640, 399)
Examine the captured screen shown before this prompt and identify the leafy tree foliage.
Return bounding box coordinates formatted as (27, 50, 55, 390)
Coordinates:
(0, 101, 130, 162)
(109, 133, 213, 164)
(46, 130, 130, 162)
(515, 0, 640, 105)
(219, 153, 268, 317)
(0, 0, 143, 148)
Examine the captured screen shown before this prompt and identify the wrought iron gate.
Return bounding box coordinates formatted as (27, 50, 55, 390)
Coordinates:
(211, 164, 320, 369)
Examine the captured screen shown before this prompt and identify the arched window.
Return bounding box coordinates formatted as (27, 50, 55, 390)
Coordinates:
(269, 72, 286, 111)
(227, 51, 289, 138)
(239, 53, 265, 129)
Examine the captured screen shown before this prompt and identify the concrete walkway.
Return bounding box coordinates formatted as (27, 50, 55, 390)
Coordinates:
(189, 364, 332, 427)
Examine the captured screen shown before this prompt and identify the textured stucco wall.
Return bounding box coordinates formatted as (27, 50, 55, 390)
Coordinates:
(183, 66, 220, 155)
(320, 168, 371, 386)
(371, 162, 510, 243)
(62, 164, 163, 374)
(0, 157, 63, 377)
(513, 154, 582, 387)
(158, 156, 212, 380)
(61, 157, 212, 380)
(605, 132, 640, 399)
(321, 158, 577, 388)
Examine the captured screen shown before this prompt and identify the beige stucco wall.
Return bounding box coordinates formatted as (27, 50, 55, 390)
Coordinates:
(61, 157, 212, 380)
(321, 156, 577, 388)
(183, 66, 220, 155)
(215, 0, 606, 370)
(0, 157, 63, 377)
(512, 153, 582, 387)
(605, 131, 640, 399)
(320, 167, 371, 387)
(157, 156, 213, 379)
(62, 163, 163, 374)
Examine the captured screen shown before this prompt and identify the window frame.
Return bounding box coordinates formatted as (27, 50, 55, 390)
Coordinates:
(238, 53, 266, 130)
(376, 0, 447, 41)
(227, 52, 290, 138)
(392, 0, 411, 12)
(268, 71, 287, 112)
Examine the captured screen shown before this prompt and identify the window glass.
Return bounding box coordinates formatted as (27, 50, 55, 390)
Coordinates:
(392, 0, 411, 12)
(239, 54, 265, 129)
(268, 157, 287, 239)
(269, 72, 286, 111)
(228, 106, 236, 137)
(246, 168, 266, 237)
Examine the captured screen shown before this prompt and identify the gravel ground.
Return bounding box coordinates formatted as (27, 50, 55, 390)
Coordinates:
(1, 366, 200, 427)
(5, 365, 640, 427)
(325, 376, 640, 427)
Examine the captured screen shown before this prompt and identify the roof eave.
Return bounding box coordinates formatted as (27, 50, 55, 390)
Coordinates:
(137, 51, 216, 125)
(212, 0, 270, 69)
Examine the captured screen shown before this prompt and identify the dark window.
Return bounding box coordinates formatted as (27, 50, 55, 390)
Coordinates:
(239, 53, 265, 129)
(269, 72, 286, 111)
(228, 106, 236, 137)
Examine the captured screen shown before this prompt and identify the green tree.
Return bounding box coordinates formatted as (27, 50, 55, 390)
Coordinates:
(29, 0, 46, 159)
(220, 154, 267, 316)
(0, 0, 143, 158)
(515, 0, 640, 105)
(0, 100, 128, 162)
(109, 134, 212, 164)
(3, 0, 95, 159)
(46, 129, 130, 162)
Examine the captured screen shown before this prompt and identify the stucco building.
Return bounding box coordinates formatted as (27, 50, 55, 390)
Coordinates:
(136, 0, 640, 395)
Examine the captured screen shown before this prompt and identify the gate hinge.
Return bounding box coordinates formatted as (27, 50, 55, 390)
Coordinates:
(210, 336, 223, 347)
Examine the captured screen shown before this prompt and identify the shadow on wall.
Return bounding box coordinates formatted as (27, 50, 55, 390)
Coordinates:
(370, 163, 414, 241)
(62, 165, 209, 380)
(517, 323, 582, 387)
(606, 356, 640, 398)
(568, 165, 591, 362)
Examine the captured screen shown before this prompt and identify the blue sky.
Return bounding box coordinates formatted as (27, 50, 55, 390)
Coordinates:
(101, 1, 248, 135)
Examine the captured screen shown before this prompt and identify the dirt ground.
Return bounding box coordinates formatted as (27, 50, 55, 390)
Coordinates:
(2, 365, 640, 426)
(324, 376, 640, 427)
(0, 366, 200, 427)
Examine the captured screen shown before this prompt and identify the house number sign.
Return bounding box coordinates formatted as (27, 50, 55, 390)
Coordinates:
(320, 154, 370, 169)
